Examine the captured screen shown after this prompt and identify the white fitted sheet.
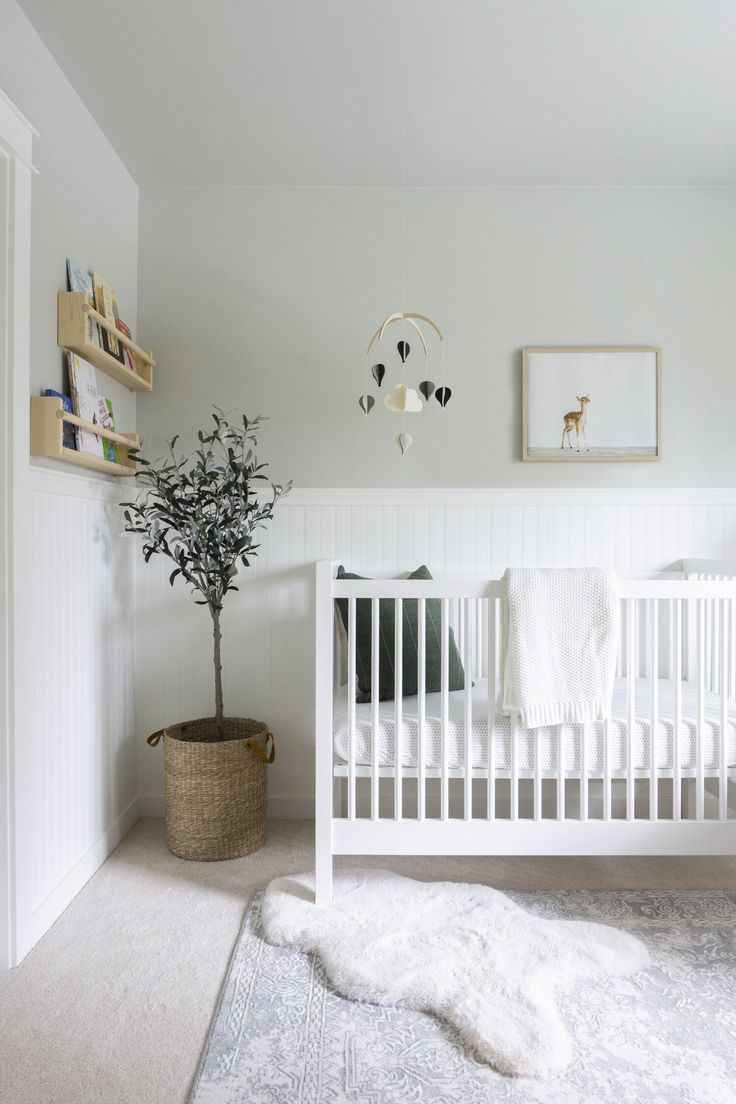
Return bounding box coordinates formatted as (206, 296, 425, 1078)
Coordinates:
(333, 678, 736, 773)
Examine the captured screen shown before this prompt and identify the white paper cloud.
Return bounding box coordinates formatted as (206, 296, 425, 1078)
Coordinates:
(383, 385, 423, 413)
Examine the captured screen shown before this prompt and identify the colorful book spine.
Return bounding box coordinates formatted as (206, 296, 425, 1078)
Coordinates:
(66, 352, 103, 458)
(96, 396, 119, 463)
(43, 389, 77, 451)
(91, 271, 124, 362)
(66, 258, 100, 346)
(114, 317, 137, 375)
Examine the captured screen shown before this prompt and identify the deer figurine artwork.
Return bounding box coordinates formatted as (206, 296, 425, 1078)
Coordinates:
(561, 394, 590, 451)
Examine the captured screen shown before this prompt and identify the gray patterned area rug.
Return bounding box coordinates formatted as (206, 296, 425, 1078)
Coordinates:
(189, 889, 736, 1104)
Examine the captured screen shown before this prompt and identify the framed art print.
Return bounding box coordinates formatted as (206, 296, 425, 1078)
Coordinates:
(522, 346, 661, 462)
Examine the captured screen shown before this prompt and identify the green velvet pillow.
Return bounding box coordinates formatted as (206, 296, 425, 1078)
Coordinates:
(335, 565, 465, 703)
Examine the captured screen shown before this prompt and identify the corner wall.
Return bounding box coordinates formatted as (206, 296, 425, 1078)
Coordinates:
(134, 184, 736, 815)
(0, 0, 139, 962)
(138, 184, 736, 487)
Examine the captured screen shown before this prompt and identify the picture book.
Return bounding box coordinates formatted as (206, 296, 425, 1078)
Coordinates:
(43, 389, 77, 451)
(66, 352, 103, 458)
(114, 315, 137, 375)
(96, 395, 119, 464)
(91, 271, 124, 362)
(66, 258, 100, 346)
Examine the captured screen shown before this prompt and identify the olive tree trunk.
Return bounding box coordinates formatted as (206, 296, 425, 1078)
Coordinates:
(211, 605, 225, 739)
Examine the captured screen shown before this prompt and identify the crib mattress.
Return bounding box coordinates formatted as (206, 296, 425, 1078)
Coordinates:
(332, 678, 736, 773)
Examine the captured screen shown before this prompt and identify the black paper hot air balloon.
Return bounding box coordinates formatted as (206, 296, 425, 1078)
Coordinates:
(371, 363, 386, 387)
(358, 394, 375, 415)
(397, 340, 410, 363)
(435, 386, 452, 407)
(419, 380, 435, 402)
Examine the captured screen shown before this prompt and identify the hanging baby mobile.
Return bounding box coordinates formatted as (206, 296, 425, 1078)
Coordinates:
(358, 311, 452, 455)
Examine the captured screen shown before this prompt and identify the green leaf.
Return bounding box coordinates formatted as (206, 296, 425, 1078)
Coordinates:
(120, 407, 290, 666)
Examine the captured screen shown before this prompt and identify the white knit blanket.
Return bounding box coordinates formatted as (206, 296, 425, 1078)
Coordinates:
(500, 567, 618, 728)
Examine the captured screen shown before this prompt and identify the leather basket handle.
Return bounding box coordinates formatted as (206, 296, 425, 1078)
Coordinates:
(248, 730, 275, 764)
(147, 729, 165, 748)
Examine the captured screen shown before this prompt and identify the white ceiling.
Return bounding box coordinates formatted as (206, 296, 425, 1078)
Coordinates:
(17, 0, 736, 186)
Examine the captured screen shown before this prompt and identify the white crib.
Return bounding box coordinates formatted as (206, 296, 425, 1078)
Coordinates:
(315, 560, 736, 905)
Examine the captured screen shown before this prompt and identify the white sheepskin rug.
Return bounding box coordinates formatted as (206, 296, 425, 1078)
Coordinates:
(261, 869, 649, 1078)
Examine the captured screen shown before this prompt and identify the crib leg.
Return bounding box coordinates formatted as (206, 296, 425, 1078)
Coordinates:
(315, 761, 334, 905)
(315, 847, 333, 906)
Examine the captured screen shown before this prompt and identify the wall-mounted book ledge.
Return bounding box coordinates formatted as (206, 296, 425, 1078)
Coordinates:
(57, 292, 154, 392)
(31, 395, 139, 477)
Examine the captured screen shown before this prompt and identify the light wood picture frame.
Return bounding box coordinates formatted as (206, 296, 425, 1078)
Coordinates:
(522, 346, 661, 462)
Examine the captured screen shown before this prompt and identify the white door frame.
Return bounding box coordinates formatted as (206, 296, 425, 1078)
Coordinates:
(0, 88, 36, 970)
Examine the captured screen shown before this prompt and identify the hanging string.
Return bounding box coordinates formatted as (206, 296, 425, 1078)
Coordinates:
(401, 144, 407, 313)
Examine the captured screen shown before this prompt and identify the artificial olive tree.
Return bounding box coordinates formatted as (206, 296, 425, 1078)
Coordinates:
(122, 410, 290, 739)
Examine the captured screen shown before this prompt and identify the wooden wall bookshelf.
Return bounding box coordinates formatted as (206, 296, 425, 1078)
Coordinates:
(57, 291, 154, 392)
(31, 395, 139, 477)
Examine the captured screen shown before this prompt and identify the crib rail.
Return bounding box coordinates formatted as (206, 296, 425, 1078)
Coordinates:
(315, 562, 736, 901)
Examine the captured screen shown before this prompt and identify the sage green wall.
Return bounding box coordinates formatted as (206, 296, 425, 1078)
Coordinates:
(0, 0, 139, 432)
(138, 185, 736, 487)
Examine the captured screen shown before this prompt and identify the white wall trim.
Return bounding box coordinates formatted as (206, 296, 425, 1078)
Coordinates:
(28, 463, 127, 503)
(268, 795, 316, 820)
(0, 89, 38, 176)
(0, 87, 36, 971)
(280, 487, 736, 508)
(17, 799, 139, 962)
(136, 488, 736, 820)
(138, 794, 165, 818)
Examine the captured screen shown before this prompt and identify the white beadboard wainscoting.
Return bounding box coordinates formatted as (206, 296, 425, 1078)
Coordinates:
(11, 467, 137, 961)
(135, 487, 736, 820)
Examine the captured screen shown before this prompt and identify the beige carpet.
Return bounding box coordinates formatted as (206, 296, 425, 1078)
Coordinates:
(1, 819, 735, 1104)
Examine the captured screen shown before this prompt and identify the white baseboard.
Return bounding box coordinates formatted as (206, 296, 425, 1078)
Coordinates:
(138, 794, 165, 818)
(17, 798, 140, 964)
(137, 793, 314, 820)
(267, 794, 315, 819)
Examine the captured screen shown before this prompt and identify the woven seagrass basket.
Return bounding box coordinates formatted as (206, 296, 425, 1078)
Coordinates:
(147, 717, 275, 861)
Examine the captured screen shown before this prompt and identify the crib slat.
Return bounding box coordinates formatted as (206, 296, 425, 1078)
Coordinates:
(487, 596, 496, 820)
(464, 600, 473, 820)
(534, 730, 542, 821)
(580, 723, 588, 822)
(712, 593, 719, 694)
(720, 598, 728, 822)
(674, 598, 682, 821)
(347, 597, 356, 820)
(705, 592, 713, 695)
(650, 599, 659, 821)
(603, 719, 611, 821)
(696, 599, 705, 821)
(557, 724, 564, 820)
(441, 597, 450, 821)
(627, 598, 636, 821)
(371, 597, 380, 821)
(510, 714, 519, 821)
(476, 597, 483, 681)
(417, 598, 426, 822)
(394, 598, 403, 821)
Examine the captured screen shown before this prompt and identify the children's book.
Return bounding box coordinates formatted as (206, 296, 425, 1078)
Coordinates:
(113, 314, 137, 375)
(43, 389, 77, 451)
(91, 271, 124, 363)
(67, 352, 103, 458)
(66, 259, 100, 346)
(96, 395, 119, 463)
